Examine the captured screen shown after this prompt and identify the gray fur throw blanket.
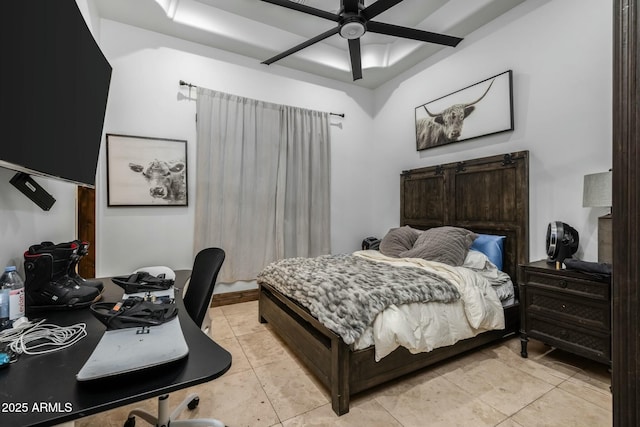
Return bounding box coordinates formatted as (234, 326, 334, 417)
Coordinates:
(257, 254, 460, 345)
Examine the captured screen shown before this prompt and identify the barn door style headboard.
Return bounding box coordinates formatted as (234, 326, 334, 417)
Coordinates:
(400, 151, 529, 282)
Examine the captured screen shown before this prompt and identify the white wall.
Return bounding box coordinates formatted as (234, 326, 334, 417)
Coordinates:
(369, 0, 612, 263)
(95, 20, 375, 277)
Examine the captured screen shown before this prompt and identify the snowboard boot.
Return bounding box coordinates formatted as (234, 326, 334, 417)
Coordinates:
(37, 241, 104, 294)
(24, 249, 101, 313)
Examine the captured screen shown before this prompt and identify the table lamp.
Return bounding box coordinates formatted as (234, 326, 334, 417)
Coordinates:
(583, 170, 612, 263)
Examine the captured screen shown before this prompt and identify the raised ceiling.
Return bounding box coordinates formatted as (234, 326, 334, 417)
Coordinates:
(93, 0, 525, 88)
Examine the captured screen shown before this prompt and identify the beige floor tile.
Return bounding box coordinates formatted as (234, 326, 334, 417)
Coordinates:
(210, 306, 225, 318)
(254, 359, 329, 421)
(502, 336, 556, 360)
(373, 373, 507, 427)
(219, 300, 270, 337)
(238, 329, 295, 369)
(520, 343, 613, 412)
(540, 348, 612, 390)
(186, 369, 280, 427)
(431, 344, 496, 376)
(483, 339, 579, 386)
(496, 418, 525, 427)
(512, 388, 612, 427)
(210, 309, 235, 341)
(282, 399, 402, 427)
(288, 359, 332, 402)
(558, 368, 613, 412)
(75, 395, 168, 426)
(76, 411, 128, 427)
(217, 336, 253, 375)
(227, 310, 270, 336)
(221, 300, 259, 317)
(436, 355, 555, 416)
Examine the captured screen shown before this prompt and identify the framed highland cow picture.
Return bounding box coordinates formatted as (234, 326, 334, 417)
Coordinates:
(106, 134, 188, 207)
(415, 70, 514, 151)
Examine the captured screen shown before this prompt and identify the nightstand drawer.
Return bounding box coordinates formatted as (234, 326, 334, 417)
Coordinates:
(524, 271, 609, 300)
(528, 316, 610, 362)
(525, 290, 610, 330)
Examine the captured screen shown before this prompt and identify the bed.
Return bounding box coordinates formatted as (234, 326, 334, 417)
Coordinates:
(258, 151, 529, 415)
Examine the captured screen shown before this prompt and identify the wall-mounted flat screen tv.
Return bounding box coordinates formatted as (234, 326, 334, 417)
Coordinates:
(0, 0, 112, 187)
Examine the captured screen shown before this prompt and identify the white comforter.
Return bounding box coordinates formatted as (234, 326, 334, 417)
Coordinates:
(352, 250, 510, 361)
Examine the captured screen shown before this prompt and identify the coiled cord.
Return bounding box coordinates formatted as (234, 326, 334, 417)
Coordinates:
(0, 319, 87, 355)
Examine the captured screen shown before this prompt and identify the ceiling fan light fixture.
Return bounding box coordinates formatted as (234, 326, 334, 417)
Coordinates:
(340, 21, 365, 39)
(260, 0, 464, 81)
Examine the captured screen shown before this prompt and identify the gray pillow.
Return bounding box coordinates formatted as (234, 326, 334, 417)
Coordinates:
(379, 226, 422, 258)
(400, 226, 477, 266)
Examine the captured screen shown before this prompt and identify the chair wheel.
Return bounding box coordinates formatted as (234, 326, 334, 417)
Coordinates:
(187, 396, 200, 410)
(124, 416, 135, 427)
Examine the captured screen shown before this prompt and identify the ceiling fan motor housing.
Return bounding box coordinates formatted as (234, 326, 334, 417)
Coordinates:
(340, 16, 366, 39)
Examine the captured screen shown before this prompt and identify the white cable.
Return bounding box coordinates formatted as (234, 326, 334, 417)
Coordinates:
(6, 320, 87, 355)
(0, 318, 40, 344)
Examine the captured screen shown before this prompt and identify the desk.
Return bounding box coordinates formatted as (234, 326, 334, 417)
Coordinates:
(0, 270, 232, 427)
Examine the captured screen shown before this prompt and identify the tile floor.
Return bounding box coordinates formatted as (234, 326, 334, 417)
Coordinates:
(77, 301, 612, 427)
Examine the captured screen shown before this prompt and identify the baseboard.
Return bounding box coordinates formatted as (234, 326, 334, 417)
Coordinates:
(211, 288, 259, 307)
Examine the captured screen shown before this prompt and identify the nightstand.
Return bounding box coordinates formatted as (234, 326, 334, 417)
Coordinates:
(519, 260, 611, 365)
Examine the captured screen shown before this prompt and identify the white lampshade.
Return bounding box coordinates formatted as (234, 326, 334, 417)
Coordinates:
(583, 171, 612, 208)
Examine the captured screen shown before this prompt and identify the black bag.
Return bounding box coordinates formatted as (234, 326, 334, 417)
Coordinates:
(362, 236, 381, 250)
(563, 258, 612, 282)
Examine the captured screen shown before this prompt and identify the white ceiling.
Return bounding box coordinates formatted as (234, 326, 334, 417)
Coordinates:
(93, 0, 525, 88)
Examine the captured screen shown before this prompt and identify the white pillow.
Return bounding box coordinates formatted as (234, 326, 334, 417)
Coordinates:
(462, 249, 493, 270)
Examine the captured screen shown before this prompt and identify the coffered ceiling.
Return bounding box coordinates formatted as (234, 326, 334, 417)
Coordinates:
(93, 0, 525, 88)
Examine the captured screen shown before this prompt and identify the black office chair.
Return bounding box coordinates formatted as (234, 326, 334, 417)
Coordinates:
(125, 248, 226, 427)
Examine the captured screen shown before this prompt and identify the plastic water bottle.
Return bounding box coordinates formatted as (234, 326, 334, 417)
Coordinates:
(0, 287, 9, 328)
(0, 266, 25, 320)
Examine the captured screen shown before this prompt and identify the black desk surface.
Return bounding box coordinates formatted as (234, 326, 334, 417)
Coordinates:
(0, 270, 232, 427)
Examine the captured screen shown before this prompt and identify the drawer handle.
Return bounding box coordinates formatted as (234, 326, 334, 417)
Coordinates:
(559, 280, 568, 288)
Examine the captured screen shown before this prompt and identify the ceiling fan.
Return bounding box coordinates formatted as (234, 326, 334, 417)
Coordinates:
(260, 0, 463, 81)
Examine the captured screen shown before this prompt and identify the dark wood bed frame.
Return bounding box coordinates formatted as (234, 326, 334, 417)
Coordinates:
(259, 151, 529, 415)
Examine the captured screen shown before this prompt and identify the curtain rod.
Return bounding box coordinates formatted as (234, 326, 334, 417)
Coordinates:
(179, 80, 345, 118)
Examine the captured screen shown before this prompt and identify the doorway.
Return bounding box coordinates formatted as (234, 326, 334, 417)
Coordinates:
(77, 186, 96, 279)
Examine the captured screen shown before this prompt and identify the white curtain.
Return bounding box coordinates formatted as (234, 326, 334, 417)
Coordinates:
(194, 88, 331, 282)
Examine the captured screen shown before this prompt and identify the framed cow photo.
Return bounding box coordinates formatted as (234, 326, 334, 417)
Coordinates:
(415, 70, 514, 151)
(106, 134, 188, 207)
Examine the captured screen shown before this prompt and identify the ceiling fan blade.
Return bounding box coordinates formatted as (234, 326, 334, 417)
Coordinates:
(367, 21, 463, 47)
(343, 0, 360, 14)
(262, 26, 340, 65)
(361, 0, 404, 20)
(348, 38, 362, 81)
(260, 0, 340, 22)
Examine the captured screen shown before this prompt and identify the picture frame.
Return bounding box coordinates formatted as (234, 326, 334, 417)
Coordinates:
(106, 134, 188, 207)
(415, 70, 514, 151)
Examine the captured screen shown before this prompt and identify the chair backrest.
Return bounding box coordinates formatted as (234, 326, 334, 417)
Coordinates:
(183, 248, 225, 327)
